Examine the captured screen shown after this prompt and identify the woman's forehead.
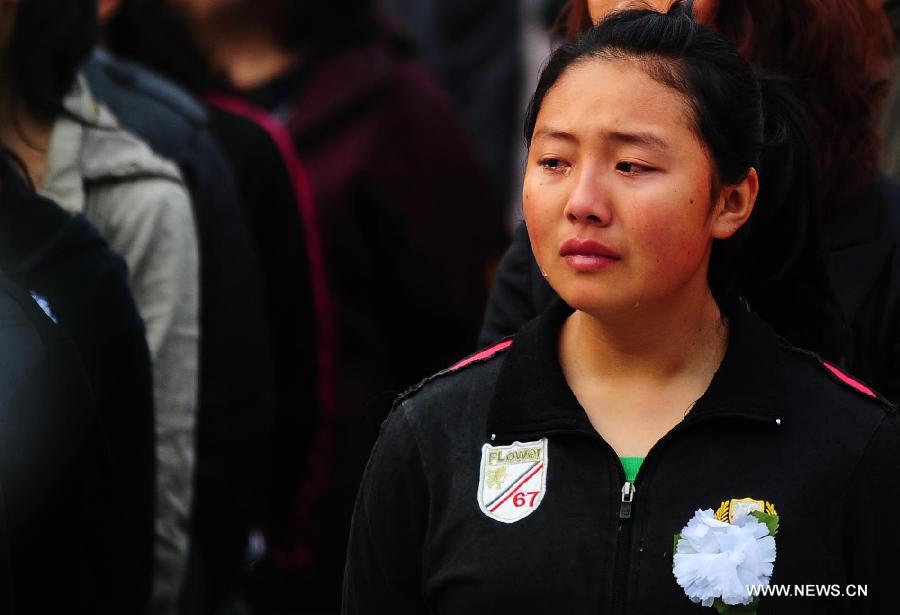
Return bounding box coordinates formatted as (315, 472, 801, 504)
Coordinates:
(537, 59, 694, 136)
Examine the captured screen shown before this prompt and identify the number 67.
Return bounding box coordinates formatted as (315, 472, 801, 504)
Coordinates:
(513, 491, 540, 507)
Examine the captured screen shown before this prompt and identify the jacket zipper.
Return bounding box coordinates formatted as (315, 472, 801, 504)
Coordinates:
(619, 481, 635, 519)
(610, 480, 635, 615)
(612, 480, 637, 613)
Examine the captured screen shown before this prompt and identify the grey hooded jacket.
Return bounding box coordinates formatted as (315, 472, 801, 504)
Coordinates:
(41, 75, 200, 615)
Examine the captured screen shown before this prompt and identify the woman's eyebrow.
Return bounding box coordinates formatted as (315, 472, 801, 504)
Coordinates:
(532, 127, 670, 151)
(532, 128, 578, 143)
(604, 129, 670, 151)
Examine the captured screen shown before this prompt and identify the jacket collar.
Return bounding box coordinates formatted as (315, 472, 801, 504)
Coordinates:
(0, 166, 103, 278)
(823, 174, 899, 324)
(42, 75, 183, 214)
(43, 77, 95, 213)
(488, 298, 787, 441)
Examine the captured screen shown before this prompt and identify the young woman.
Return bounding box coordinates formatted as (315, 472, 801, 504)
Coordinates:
(482, 0, 900, 407)
(344, 7, 900, 614)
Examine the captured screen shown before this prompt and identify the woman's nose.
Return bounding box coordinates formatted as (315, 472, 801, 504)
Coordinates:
(563, 169, 613, 226)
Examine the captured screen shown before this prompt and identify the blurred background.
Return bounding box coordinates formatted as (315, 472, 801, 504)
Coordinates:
(0, 1, 898, 615)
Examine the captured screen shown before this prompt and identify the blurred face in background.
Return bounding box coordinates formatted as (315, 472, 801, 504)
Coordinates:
(98, 0, 122, 22)
(166, 0, 302, 39)
(167, 0, 245, 23)
(587, 0, 719, 24)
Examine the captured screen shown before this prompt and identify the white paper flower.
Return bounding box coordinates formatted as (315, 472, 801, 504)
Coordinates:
(673, 508, 776, 607)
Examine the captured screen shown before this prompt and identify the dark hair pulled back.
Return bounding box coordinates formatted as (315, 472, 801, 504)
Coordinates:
(7, 0, 99, 124)
(524, 2, 844, 358)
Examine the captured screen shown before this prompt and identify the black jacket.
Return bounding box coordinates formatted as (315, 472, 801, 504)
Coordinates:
(203, 100, 318, 537)
(0, 272, 111, 613)
(478, 220, 554, 348)
(84, 50, 282, 614)
(481, 173, 900, 404)
(346, 299, 900, 614)
(822, 174, 900, 404)
(0, 167, 154, 613)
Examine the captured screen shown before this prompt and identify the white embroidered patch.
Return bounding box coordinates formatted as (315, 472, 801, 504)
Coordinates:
(477, 438, 548, 523)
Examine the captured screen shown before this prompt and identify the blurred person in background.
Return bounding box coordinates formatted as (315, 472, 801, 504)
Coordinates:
(0, 1, 200, 612)
(482, 0, 900, 404)
(91, 2, 298, 613)
(380, 0, 523, 208)
(105, 0, 508, 612)
(0, 269, 111, 613)
(0, 143, 155, 612)
(880, 0, 900, 177)
(99, 2, 325, 613)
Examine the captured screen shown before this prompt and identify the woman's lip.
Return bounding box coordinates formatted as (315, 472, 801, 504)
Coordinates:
(559, 238, 621, 259)
(563, 254, 618, 272)
(559, 238, 620, 272)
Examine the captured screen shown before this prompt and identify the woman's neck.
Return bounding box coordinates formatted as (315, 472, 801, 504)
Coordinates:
(0, 101, 53, 189)
(191, 14, 304, 91)
(561, 285, 727, 384)
(558, 282, 729, 456)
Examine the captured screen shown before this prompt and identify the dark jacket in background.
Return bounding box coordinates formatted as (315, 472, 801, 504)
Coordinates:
(203, 95, 322, 548)
(84, 50, 279, 613)
(823, 174, 900, 403)
(479, 220, 554, 348)
(0, 166, 153, 614)
(0, 271, 111, 613)
(238, 20, 509, 612)
(479, 174, 900, 405)
(382, 0, 522, 206)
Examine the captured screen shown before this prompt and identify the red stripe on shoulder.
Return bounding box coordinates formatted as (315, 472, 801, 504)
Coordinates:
(821, 361, 876, 398)
(450, 339, 513, 372)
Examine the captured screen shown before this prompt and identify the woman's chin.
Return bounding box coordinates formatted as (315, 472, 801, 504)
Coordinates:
(555, 286, 640, 319)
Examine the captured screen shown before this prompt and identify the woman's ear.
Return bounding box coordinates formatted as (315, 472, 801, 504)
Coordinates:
(711, 167, 758, 240)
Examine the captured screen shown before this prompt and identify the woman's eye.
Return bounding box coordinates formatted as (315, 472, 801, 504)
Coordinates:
(540, 158, 571, 175)
(616, 161, 650, 175)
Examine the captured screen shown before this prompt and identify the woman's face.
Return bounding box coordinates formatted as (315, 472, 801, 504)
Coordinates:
(523, 59, 742, 316)
(587, 0, 719, 25)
